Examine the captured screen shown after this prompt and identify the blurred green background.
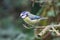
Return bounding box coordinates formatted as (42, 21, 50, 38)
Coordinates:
(0, 0, 60, 40)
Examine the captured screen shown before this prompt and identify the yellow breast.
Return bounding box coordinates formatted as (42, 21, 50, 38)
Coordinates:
(23, 17, 40, 25)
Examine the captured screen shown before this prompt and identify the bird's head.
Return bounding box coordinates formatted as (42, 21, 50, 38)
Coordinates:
(20, 11, 30, 19)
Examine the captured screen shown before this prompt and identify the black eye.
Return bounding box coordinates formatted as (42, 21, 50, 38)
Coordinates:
(22, 15, 24, 16)
(26, 14, 28, 16)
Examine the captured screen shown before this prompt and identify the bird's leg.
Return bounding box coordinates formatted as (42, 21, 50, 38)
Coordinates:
(23, 24, 30, 29)
(23, 23, 35, 29)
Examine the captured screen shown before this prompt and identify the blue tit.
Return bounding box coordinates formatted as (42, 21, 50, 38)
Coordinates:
(20, 11, 48, 26)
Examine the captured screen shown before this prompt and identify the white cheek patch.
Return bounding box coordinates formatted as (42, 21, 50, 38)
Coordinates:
(22, 15, 26, 18)
(20, 13, 23, 16)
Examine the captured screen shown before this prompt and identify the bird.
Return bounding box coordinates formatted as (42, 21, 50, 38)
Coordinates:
(20, 11, 48, 26)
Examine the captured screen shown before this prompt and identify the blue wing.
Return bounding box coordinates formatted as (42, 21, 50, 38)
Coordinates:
(29, 16, 40, 20)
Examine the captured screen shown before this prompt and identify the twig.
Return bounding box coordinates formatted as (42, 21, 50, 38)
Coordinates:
(38, 24, 60, 37)
(51, 26, 60, 36)
(31, 0, 35, 7)
(38, 25, 51, 37)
